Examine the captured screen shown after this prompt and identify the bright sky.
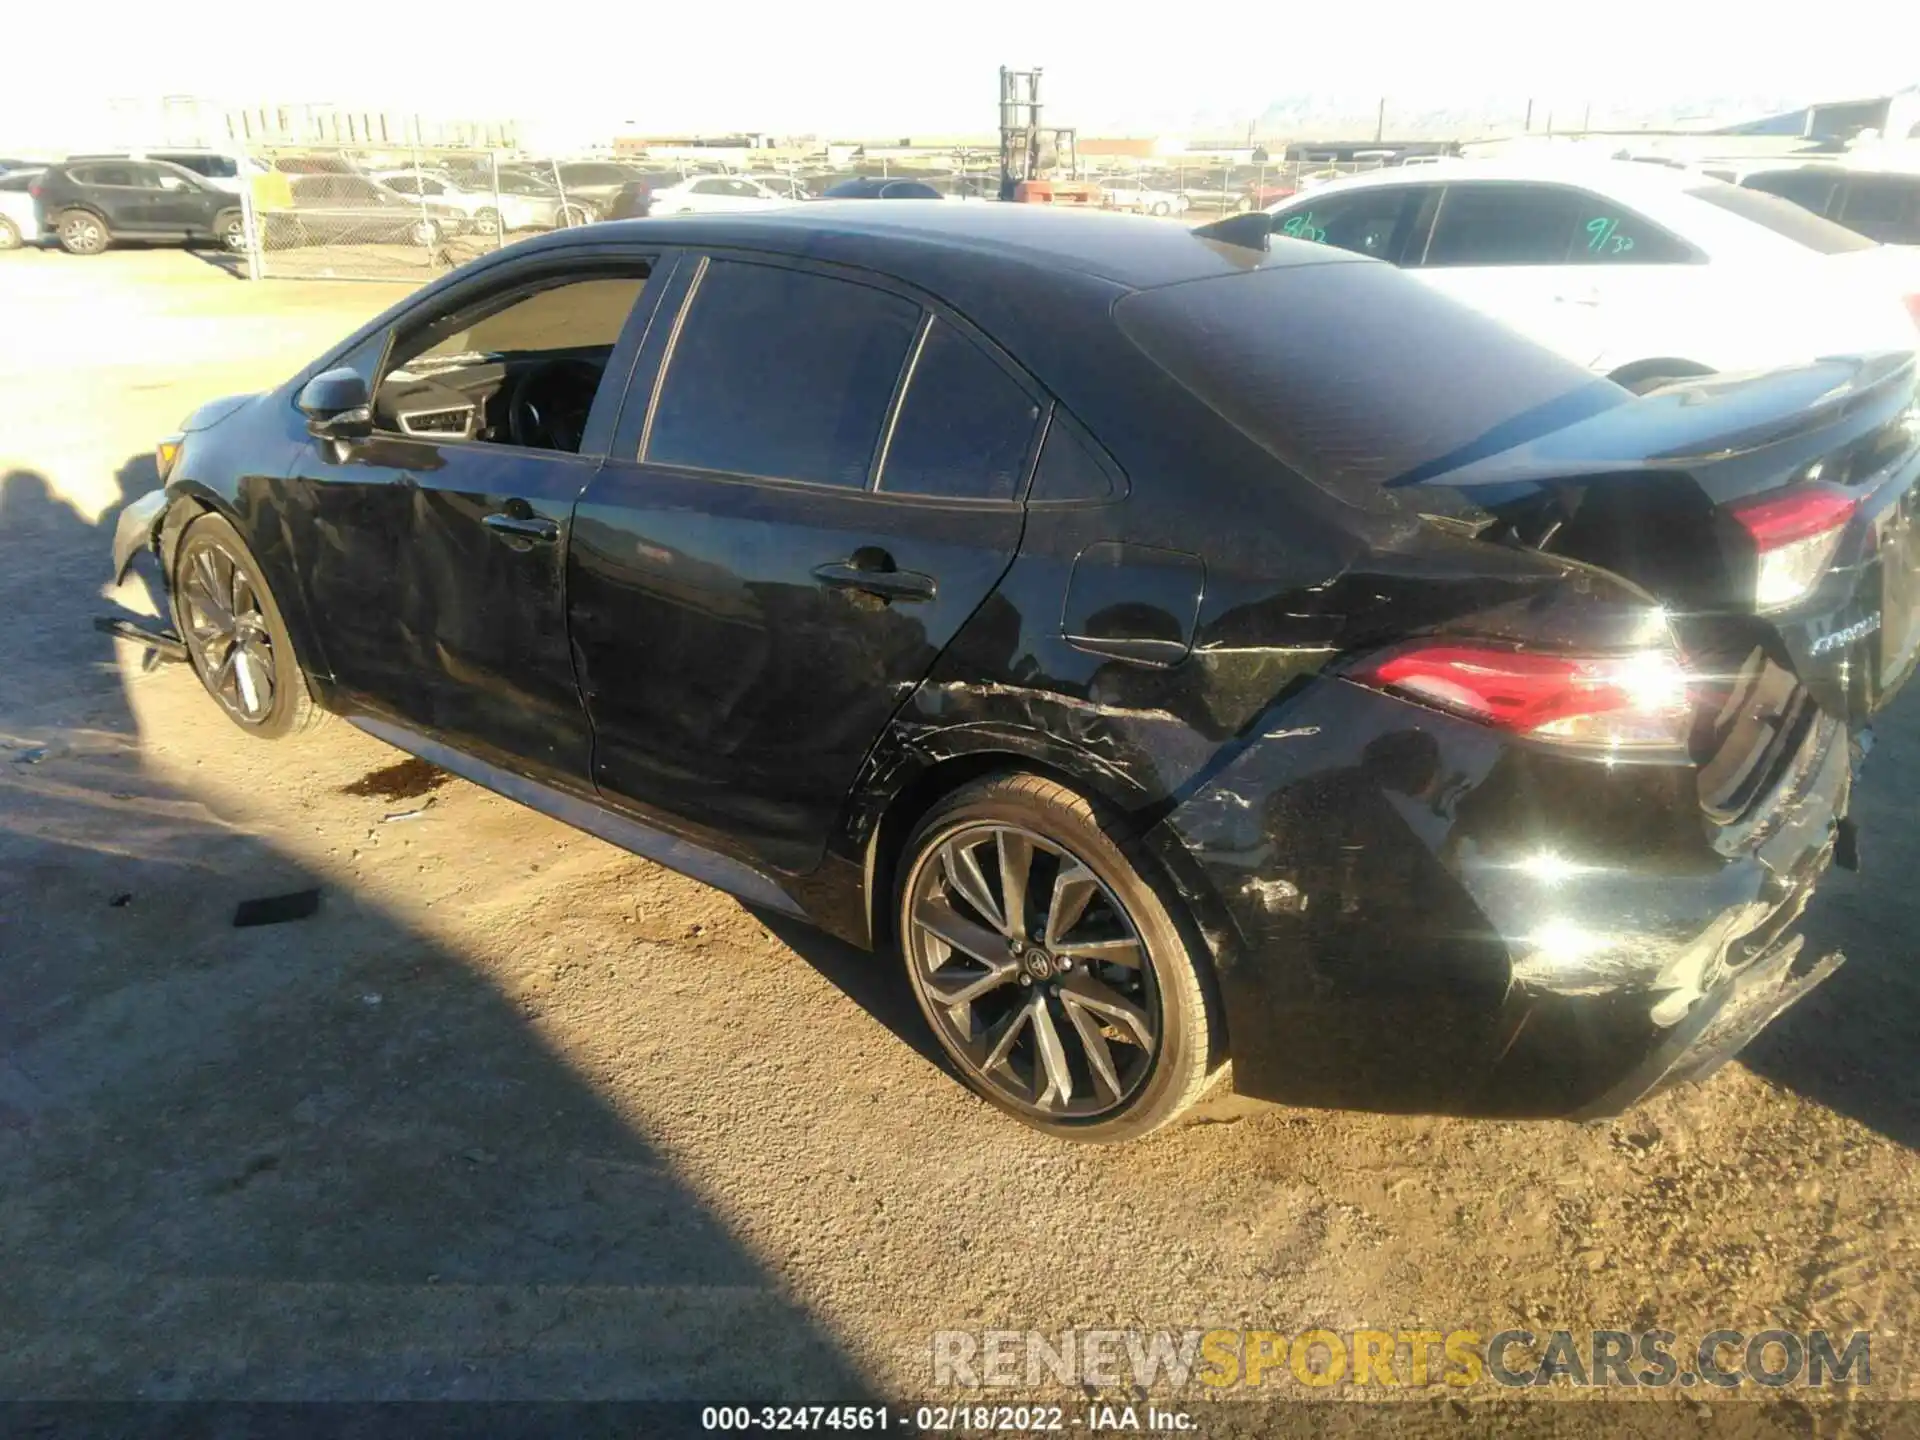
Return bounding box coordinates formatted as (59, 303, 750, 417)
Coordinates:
(5, 2, 1917, 140)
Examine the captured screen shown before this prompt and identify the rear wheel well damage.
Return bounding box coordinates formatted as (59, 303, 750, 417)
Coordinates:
(863, 748, 1233, 1068)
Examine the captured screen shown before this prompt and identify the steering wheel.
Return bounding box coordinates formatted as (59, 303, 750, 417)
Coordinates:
(506, 359, 603, 451)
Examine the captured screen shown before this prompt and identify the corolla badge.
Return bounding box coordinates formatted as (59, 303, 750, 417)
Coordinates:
(1809, 613, 1882, 657)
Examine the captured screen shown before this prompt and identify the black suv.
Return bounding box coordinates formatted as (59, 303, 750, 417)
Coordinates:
(30, 159, 246, 256)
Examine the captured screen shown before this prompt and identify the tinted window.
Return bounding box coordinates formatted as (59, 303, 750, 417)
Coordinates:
(1028, 413, 1119, 503)
(1274, 186, 1422, 261)
(692, 179, 730, 195)
(415, 275, 648, 360)
(1839, 177, 1920, 243)
(880, 321, 1041, 501)
(1684, 183, 1877, 253)
(1742, 169, 1840, 214)
(880, 181, 941, 199)
(381, 273, 649, 451)
(1564, 197, 1696, 264)
(1424, 184, 1582, 266)
(1115, 263, 1621, 504)
(384, 176, 421, 195)
(648, 262, 920, 487)
(0, 172, 35, 193)
(561, 164, 625, 185)
(72, 164, 135, 187)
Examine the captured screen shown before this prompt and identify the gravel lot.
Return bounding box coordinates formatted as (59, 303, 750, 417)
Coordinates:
(1, 247, 1916, 1422)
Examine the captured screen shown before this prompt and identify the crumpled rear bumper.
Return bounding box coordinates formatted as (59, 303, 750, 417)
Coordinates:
(1157, 674, 1852, 1119)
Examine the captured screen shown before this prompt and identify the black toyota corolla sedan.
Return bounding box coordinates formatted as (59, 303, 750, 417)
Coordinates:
(108, 203, 1920, 1142)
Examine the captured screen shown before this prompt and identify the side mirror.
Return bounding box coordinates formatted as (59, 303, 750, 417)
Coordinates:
(297, 367, 372, 440)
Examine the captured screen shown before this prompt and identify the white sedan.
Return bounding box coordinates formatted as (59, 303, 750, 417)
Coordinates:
(1099, 177, 1189, 217)
(1258, 158, 1920, 391)
(372, 170, 588, 234)
(646, 176, 796, 214)
(0, 168, 40, 249)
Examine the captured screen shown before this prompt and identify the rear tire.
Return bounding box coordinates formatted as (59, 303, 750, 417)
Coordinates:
(56, 210, 109, 255)
(172, 512, 324, 740)
(895, 772, 1220, 1143)
(0, 216, 20, 250)
(473, 206, 501, 236)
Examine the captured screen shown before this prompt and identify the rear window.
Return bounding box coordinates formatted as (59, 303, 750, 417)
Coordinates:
(1685, 183, 1877, 254)
(1113, 263, 1623, 503)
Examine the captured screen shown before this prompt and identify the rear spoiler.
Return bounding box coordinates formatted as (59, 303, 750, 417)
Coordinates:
(1393, 353, 1919, 501)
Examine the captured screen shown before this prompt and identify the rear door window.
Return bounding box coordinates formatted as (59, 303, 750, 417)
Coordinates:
(878, 320, 1042, 502)
(647, 261, 921, 488)
(1273, 185, 1428, 262)
(73, 164, 136, 187)
(1423, 184, 1584, 266)
(1562, 193, 1698, 264)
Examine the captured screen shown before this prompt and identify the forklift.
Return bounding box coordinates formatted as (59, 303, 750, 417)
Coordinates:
(998, 67, 1097, 205)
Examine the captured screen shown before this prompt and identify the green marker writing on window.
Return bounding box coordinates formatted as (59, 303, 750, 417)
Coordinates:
(1281, 212, 1328, 244)
(1585, 217, 1635, 255)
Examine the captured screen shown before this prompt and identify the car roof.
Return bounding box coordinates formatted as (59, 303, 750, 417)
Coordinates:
(540, 201, 1354, 290)
(1282, 156, 1720, 204)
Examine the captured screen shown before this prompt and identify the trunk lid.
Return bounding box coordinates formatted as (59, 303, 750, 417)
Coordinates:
(1404, 353, 1920, 731)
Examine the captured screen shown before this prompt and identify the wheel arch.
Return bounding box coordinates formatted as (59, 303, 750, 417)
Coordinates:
(158, 482, 335, 707)
(859, 738, 1235, 1065)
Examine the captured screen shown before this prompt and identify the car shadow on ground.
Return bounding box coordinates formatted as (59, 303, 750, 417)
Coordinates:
(1739, 719, 1920, 1150)
(0, 464, 872, 1400)
(748, 909, 953, 1078)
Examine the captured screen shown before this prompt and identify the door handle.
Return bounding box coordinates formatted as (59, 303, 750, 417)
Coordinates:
(812, 557, 937, 604)
(483, 512, 559, 543)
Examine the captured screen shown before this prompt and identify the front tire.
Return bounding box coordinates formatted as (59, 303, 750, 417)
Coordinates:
(895, 773, 1219, 1143)
(0, 216, 20, 250)
(172, 512, 323, 739)
(409, 218, 444, 249)
(56, 210, 109, 255)
(1150, 200, 1171, 217)
(472, 206, 501, 236)
(214, 210, 246, 252)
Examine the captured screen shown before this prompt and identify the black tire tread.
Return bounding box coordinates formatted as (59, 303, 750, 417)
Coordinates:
(172, 512, 327, 739)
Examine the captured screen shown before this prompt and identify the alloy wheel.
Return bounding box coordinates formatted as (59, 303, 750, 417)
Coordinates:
(903, 823, 1161, 1119)
(62, 215, 105, 254)
(180, 541, 277, 725)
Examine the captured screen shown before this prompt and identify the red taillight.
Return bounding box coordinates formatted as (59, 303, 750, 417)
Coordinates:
(1729, 485, 1858, 610)
(1352, 643, 1692, 750)
(1903, 293, 1920, 331)
(27, 181, 41, 199)
(1730, 486, 1857, 548)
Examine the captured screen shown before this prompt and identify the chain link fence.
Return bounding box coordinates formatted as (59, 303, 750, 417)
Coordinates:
(230, 145, 1412, 279)
(241, 146, 603, 281)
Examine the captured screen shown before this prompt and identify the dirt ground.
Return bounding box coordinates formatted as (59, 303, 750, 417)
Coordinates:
(1, 247, 1916, 1424)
